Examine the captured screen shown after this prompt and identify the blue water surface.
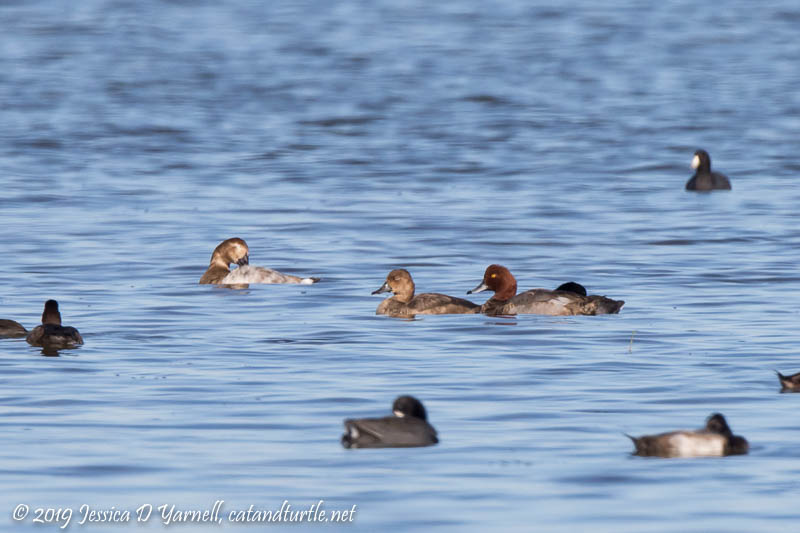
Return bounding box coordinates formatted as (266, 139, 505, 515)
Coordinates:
(1, 1, 800, 531)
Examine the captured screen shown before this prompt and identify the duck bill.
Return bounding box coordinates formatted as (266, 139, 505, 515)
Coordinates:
(467, 281, 489, 295)
(236, 254, 249, 266)
(371, 281, 391, 295)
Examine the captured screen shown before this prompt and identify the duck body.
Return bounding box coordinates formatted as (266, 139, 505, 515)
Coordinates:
(627, 413, 748, 458)
(199, 238, 319, 285)
(0, 319, 28, 338)
(222, 265, 318, 285)
(373, 269, 478, 317)
(26, 324, 84, 349)
(468, 265, 623, 316)
(480, 289, 623, 316)
(341, 396, 438, 449)
(776, 370, 800, 392)
(25, 300, 83, 349)
(686, 149, 731, 191)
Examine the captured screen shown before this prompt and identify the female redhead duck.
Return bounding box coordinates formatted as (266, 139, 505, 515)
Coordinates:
(372, 269, 479, 317)
(686, 149, 731, 191)
(627, 413, 748, 458)
(0, 319, 28, 338)
(341, 395, 438, 449)
(467, 265, 624, 316)
(776, 370, 800, 392)
(199, 238, 319, 285)
(25, 300, 84, 349)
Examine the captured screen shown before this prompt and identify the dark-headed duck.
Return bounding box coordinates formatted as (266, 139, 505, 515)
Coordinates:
(199, 238, 319, 285)
(25, 300, 83, 349)
(776, 370, 800, 392)
(467, 265, 624, 316)
(341, 395, 438, 449)
(372, 269, 479, 317)
(686, 149, 731, 191)
(627, 413, 748, 458)
(555, 281, 587, 296)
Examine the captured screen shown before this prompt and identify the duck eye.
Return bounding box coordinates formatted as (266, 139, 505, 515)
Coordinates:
(491, 273, 497, 278)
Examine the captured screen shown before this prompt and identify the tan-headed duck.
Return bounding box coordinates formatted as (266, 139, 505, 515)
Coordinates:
(686, 149, 731, 191)
(372, 269, 479, 317)
(776, 370, 800, 392)
(25, 300, 83, 349)
(627, 413, 748, 458)
(467, 265, 624, 316)
(0, 319, 28, 338)
(341, 395, 438, 449)
(199, 237, 319, 285)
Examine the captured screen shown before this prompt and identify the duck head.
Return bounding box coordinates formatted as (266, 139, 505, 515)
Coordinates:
(467, 264, 517, 301)
(691, 149, 712, 173)
(372, 269, 415, 303)
(209, 237, 249, 268)
(41, 299, 62, 325)
(392, 395, 428, 421)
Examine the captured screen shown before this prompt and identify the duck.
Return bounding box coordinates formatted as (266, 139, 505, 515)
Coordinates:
(372, 269, 479, 317)
(341, 395, 438, 449)
(199, 238, 319, 285)
(0, 319, 28, 338)
(685, 149, 732, 191)
(776, 370, 800, 392)
(25, 300, 84, 349)
(627, 413, 748, 458)
(467, 265, 624, 316)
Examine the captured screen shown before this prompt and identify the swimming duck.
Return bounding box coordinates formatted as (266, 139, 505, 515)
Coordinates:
(199, 238, 319, 285)
(627, 413, 748, 458)
(0, 319, 28, 338)
(776, 370, 800, 392)
(25, 300, 84, 349)
(685, 149, 731, 191)
(467, 265, 624, 316)
(372, 269, 479, 317)
(341, 395, 438, 449)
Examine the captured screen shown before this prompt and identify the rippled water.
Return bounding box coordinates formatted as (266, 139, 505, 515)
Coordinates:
(2, 1, 800, 531)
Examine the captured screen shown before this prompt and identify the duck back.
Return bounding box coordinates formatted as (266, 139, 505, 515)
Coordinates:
(0, 319, 28, 338)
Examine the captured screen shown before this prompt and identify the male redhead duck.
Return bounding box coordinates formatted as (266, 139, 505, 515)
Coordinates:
(341, 396, 438, 449)
(467, 265, 624, 316)
(199, 238, 319, 285)
(627, 413, 748, 458)
(25, 300, 84, 349)
(372, 269, 478, 317)
(685, 149, 731, 191)
(0, 319, 28, 338)
(776, 370, 800, 392)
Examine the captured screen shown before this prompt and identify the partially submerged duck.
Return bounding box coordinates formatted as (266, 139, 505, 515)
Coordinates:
(341, 395, 438, 449)
(467, 265, 623, 316)
(627, 413, 748, 458)
(199, 238, 319, 285)
(25, 300, 83, 349)
(685, 149, 731, 191)
(0, 319, 28, 338)
(776, 370, 800, 392)
(372, 269, 478, 317)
